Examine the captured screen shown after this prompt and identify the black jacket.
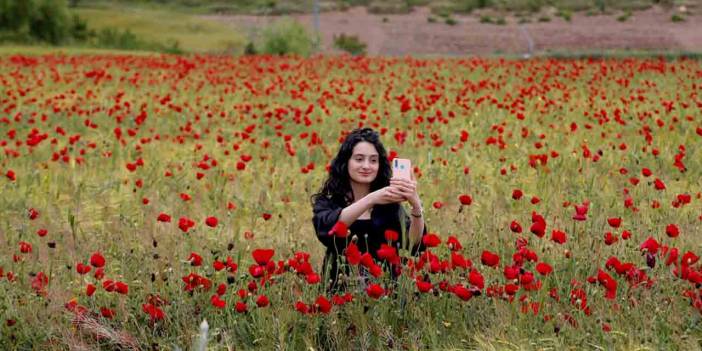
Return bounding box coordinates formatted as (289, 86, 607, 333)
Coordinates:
(312, 194, 427, 292)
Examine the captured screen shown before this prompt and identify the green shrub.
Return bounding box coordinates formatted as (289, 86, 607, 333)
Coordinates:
(432, 6, 452, 17)
(617, 11, 631, 22)
(556, 9, 572, 22)
(671, 14, 684, 22)
(70, 13, 92, 41)
(367, 0, 411, 14)
(479, 15, 493, 23)
(0, 0, 34, 32)
(0, 0, 74, 44)
(445, 16, 458, 25)
(495, 17, 507, 25)
(29, 0, 71, 44)
(94, 27, 144, 50)
(333, 33, 366, 56)
(244, 41, 257, 55)
(538, 15, 551, 22)
(451, 0, 492, 13)
(427, 15, 437, 23)
(260, 18, 316, 56)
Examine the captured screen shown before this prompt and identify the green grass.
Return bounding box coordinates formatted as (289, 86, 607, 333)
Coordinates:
(2, 54, 702, 350)
(0, 44, 161, 56)
(72, 3, 247, 53)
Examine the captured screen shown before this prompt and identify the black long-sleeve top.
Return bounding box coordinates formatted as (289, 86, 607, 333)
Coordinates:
(312, 194, 427, 292)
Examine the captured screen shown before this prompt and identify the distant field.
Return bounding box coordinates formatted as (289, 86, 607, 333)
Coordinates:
(72, 3, 247, 53)
(76, 0, 699, 15)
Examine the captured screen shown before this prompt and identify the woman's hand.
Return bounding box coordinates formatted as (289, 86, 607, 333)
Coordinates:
(389, 173, 422, 209)
(369, 186, 406, 205)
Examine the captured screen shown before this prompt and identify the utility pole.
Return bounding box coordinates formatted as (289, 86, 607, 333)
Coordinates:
(313, 0, 320, 52)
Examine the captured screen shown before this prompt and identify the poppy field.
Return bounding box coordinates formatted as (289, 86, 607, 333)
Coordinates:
(1, 54, 702, 350)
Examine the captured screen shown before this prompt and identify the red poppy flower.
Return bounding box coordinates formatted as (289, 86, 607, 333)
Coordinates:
(115, 281, 129, 295)
(188, 252, 203, 266)
(235, 301, 248, 313)
(256, 295, 270, 307)
(157, 213, 171, 222)
(572, 203, 588, 221)
(447, 236, 463, 251)
(262, 213, 272, 221)
(510, 220, 522, 233)
(416, 278, 433, 293)
(639, 236, 660, 254)
(90, 252, 105, 268)
(666, 248, 679, 266)
(480, 250, 500, 267)
(315, 296, 332, 314)
(377, 244, 397, 262)
(306, 273, 320, 284)
(178, 217, 196, 232)
(505, 284, 519, 295)
(205, 216, 218, 227)
(100, 307, 116, 319)
(28, 208, 39, 220)
(252, 249, 275, 265)
(653, 178, 666, 190)
(551, 230, 566, 244)
(5, 170, 16, 181)
(384, 229, 399, 241)
(666, 224, 680, 238)
(36, 229, 47, 237)
(345, 243, 362, 265)
(468, 269, 484, 289)
(76, 263, 91, 275)
(366, 283, 385, 299)
(86, 283, 96, 297)
(328, 221, 348, 238)
(621, 230, 631, 240)
(451, 252, 471, 269)
(295, 301, 309, 314)
(536, 262, 553, 276)
(103, 280, 116, 292)
(94, 267, 105, 280)
(512, 189, 523, 200)
(452, 284, 473, 301)
(432, 201, 443, 209)
(142, 303, 165, 321)
(31, 272, 48, 296)
(212, 260, 226, 271)
(503, 265, 519, 280)
(530, 221, 546, 237)
(604, 232, 618, 245)
(210, 295, 226, 309)
(422, 233, 441, 247)
(607, 218, 622, 228)
(19, 241, 32, 253)
(458, 194, 472, 205)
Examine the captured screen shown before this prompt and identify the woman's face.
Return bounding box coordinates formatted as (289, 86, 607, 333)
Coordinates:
(347, 141, 379, 185)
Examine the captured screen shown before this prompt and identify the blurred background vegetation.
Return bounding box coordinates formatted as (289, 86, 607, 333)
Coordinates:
(0, 0, 696, 55)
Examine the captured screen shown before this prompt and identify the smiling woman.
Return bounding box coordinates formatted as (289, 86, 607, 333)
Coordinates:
(310, 127, 427, 292)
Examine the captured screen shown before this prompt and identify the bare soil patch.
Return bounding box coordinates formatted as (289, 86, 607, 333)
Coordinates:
(204, 5, 702, 56)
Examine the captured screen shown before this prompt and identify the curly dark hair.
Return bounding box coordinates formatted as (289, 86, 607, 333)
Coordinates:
(311, 127, 392, 206)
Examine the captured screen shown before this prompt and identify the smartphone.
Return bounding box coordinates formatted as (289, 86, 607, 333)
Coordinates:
(392, 158, 412, 180)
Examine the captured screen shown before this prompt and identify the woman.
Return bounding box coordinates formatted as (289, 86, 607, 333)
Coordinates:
(310, 127, 427, 292)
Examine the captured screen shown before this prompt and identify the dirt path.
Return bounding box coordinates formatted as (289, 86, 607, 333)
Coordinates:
(203, 5, 702, 56)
